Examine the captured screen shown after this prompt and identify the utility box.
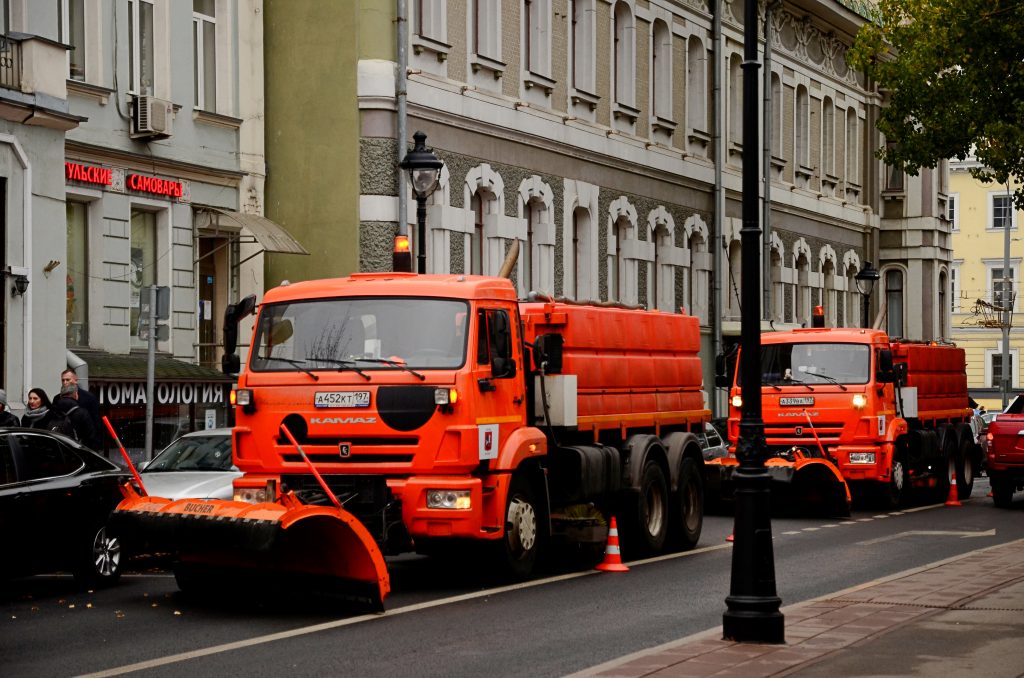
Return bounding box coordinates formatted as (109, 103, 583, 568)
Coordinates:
(534, 374, 578, 427)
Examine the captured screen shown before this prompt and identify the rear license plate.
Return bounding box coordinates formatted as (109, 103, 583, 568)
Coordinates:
(314, 391, 371, 408)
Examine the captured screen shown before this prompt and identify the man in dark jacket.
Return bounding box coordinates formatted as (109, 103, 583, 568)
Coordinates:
(52, 384, 99, 449)
(61, 369, 102, 445)
(0, 389, 19, 427)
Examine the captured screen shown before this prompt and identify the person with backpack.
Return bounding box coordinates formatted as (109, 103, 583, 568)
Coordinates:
(0, 390, 19, 427)
(21, 388, 54, 429)
(51, 384, 98, 448)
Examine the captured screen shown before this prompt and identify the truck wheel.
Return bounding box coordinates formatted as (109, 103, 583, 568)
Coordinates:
(882, 452, 907, 509)
(990, 475, 1014, 509)
(73, 525, 123, 588)
(493, 474, 541, 580)
(669, 457, 703, 551)
(624, 459, 669, 557)
(956, 439, 976, 500)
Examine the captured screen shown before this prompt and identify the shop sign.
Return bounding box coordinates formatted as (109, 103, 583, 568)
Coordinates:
(98, 382, 227, 406)
(65, 162, 113, 186)
(126, 173, 184, 198)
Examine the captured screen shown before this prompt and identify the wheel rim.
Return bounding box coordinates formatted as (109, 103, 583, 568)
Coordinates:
(507, 496, 537, 554)
(892, 459, 905, 491)
(645, 481, 665, 537)
(962, 455, 974, 486)
(681, 476, 700, 532)
(92, 527, 121, 578)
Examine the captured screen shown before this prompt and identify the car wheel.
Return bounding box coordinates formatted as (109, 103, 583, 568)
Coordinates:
(74, 525, 123, 587)
(990, 474, 1014, 509)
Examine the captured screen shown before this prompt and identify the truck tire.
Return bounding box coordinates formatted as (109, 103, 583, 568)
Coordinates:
(882, 451, 907, 509)
(669, 457, 703, 551)
(956, 437, 976, 500)
(493, 473, 541, 580)
(73, 525, 123, 588)
(990, 474, 1014, 509)
(623, 459, 669, 557)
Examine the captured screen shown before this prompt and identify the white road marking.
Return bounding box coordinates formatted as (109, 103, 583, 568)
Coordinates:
(782, 531, 801, 535)
(858, 528, 997, 546)
(823, 524, 840, 528)
(802, 527, 820, 531)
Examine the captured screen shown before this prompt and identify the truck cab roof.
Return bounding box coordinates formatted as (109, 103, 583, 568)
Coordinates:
(262, 273, 519, 304)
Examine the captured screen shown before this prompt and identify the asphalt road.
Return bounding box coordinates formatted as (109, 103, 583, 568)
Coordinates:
(3, 476, 1022, 678)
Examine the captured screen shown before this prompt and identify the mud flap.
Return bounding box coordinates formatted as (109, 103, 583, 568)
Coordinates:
(110, 486, 390, 609)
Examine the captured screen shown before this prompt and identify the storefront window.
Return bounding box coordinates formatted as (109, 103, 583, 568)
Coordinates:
(66, 201, 88, 346)
(130, 209, 157, 348)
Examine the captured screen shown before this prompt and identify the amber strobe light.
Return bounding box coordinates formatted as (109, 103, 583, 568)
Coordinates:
(393, 235, 412, 272)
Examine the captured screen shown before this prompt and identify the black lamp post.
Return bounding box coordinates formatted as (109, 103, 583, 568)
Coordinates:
(722, 0, 784, 644)
(855, 261, 880, 329)
(399, 131, 443, 274)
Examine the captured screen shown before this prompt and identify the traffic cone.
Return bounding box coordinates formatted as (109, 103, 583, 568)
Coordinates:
(726, 533, 734, 542)
(945, 470, 961, 507)
(595, 517, 629, 572)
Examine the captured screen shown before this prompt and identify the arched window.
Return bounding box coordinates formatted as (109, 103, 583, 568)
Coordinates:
(470, 191, 485, 275)
(652, 222, 674, 311)
(525, 200, 538, 292)
(688, 230, 709, 324)
(885, 269, 905, 338)
(770, 248, 784, 323)
(572, 206, 593, 300)
(686, 38, 706, 133)
(795, 85, 810, 168)
(796, 252, 811, 325)
(822, 258, 836, 326)
(845, 262, 860, 328)
(651, 19, 671, 120)
(613, 1, 635, 107)
(938, 270, 949, 338)
(613, 217, 629, 301)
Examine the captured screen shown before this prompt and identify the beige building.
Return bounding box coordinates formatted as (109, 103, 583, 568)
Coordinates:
(949, 157, 1022, 410)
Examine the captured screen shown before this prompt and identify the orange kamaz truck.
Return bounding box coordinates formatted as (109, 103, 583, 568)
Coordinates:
(112, 273, 710, 607)
(708, 325, 980, 514)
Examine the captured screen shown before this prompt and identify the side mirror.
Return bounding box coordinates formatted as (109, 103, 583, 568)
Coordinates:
(533, 333, 563, 373)
(222, 294, 257, 374)
(221, 353, 241, 375)
(876, 349, 896, 383)
(714, 353, 731, 388)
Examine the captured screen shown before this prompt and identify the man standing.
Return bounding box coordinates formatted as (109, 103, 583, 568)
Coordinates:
(53, 383, 100, 449)
(60, 369, 103, 447)
(0, 390, 20, 427)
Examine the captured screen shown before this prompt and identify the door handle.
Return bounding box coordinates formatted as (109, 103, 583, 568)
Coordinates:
(478, 378, 496, 393)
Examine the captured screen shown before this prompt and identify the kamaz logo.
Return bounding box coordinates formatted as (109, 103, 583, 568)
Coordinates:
(309, 416, 377, 425)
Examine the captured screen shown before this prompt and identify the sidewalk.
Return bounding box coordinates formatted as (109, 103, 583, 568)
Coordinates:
(571, 538, 1024, 677)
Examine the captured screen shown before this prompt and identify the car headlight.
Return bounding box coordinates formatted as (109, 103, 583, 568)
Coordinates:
(852, 394, 867, 409)
(426, 489, 471, 510)
(848, 452, 876, 464)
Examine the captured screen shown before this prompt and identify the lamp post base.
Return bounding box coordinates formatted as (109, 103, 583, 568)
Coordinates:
(723, 598, 785, 643)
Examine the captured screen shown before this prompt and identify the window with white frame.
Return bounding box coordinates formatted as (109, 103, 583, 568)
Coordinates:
(822, 97, 835, 177)
(795, 86, 810, 168)
(795, 253, 811, 324)
(130, 208, 159, 348)
(947, 192, 959, 230)
(728, 55, 741, 148)
(884, 141, 904, 191)
(66, 201, 89, 346)
(612, 1, 634, 107)
(989, 264, 1017, 311)
(193, 0, 216, 111)
(129, 0, 155, 95)
(651, 19, 671, 120)
(885, 269, 905, 338)
(525, 0, 551, 77)
(415, 0, 446, 43)
(686, 38, 706, 133)
(612, 217, 628, 301)
(571, 0, 596, 93)
(938, 270, 948, 337)
(950, 263, 960, 313)
(59, 0, 86, 81)
(572, 207, 594, 300)
(990, 192, 1017, 230)
(470, 191, 487, 276)
(988, 349, 1018, 389)
(473, 0, 501, 62)
(770, 74, 782, 161)
(845, 108, 859, 186)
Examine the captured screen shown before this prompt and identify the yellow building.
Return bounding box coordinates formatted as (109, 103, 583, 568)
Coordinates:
(949, 158, 1023, 410)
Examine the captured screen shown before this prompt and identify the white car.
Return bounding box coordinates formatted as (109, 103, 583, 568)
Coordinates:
(139, 429, 238, 500)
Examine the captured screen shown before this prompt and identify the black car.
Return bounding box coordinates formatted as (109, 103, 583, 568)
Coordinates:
(0, 428, 129, 586)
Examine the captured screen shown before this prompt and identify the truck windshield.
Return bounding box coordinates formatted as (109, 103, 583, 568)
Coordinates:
(250, 297, 469, 372)
(744, 343, 871, 386)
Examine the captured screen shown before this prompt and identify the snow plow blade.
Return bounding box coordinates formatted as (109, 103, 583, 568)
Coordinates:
(706, 455, 851, 517)
(109, 485, 390, 610)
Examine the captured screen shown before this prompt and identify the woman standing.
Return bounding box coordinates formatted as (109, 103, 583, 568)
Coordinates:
(21, 388, 53, 429)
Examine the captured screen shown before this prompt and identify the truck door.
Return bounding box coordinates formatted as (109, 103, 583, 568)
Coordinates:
(474, 307, 526, 461)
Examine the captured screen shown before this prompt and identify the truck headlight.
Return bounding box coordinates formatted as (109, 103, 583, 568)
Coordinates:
(731, 395, 743, 408)
(852, 394, 867, 409)
(434, 388, 458, 406)
(848, 452, 876, 464)
(426, 489, 471, 510)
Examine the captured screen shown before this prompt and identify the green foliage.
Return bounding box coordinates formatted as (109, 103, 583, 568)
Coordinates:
(848, 0, 1024, 208)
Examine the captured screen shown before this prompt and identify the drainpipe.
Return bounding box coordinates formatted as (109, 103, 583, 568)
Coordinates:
(396, 0, 409, 238)
(762, 2, 780, 321)
(711, 0, 724, 417)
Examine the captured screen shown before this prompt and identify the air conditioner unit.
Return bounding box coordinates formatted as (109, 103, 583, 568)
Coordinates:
(131, 94, 174, 139)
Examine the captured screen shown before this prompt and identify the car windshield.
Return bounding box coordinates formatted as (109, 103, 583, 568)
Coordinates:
(250, 297, 469, 372)
(146, 435, 232, 472)
(743, 343, 871, 386)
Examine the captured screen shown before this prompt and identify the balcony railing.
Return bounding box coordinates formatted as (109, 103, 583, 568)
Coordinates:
(0, 35, 21, 91)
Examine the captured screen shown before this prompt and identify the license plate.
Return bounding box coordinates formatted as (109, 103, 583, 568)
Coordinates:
(779, 396, 814, 406)
(314, 391, 371, 408)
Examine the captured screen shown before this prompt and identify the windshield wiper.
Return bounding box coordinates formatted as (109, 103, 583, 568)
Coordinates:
(809, 371, 848, 391)
(308, 358, 371, 381)
(762, 381, 782, 391)
(256, 355, 319, 381)
(784, 376, 815, 391)
(353, 357, 426, 381)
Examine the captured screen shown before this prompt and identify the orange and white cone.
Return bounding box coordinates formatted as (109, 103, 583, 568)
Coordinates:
(945, 469, 961, 507)
(595, 516, 630, 572)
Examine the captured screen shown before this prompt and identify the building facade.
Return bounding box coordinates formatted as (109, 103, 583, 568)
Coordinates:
(0, 0, 300, 458)
(948, 157, 1022, 410)
(265, 0, 953, 415)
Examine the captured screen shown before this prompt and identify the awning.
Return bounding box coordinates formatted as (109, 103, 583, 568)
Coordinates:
(198, 208, 309, 256)
(71, 351, 234, 408)
(79, 351, 233, 383)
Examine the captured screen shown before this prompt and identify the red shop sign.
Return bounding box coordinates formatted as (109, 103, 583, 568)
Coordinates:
(127, 173, 183, 198)
(65, 162, 112, 186)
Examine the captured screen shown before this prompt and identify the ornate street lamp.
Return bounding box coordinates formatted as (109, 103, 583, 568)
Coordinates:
(722, 0, 784, 644)
(399, 131, 443, 274)
(855, 261, 880, 329)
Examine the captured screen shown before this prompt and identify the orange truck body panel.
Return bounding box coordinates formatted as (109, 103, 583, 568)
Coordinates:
(114, 273, 709, 605)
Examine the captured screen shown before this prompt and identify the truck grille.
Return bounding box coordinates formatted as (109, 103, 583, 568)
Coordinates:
(278, 435, 418, 464)
(764, 421, 845, 446)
